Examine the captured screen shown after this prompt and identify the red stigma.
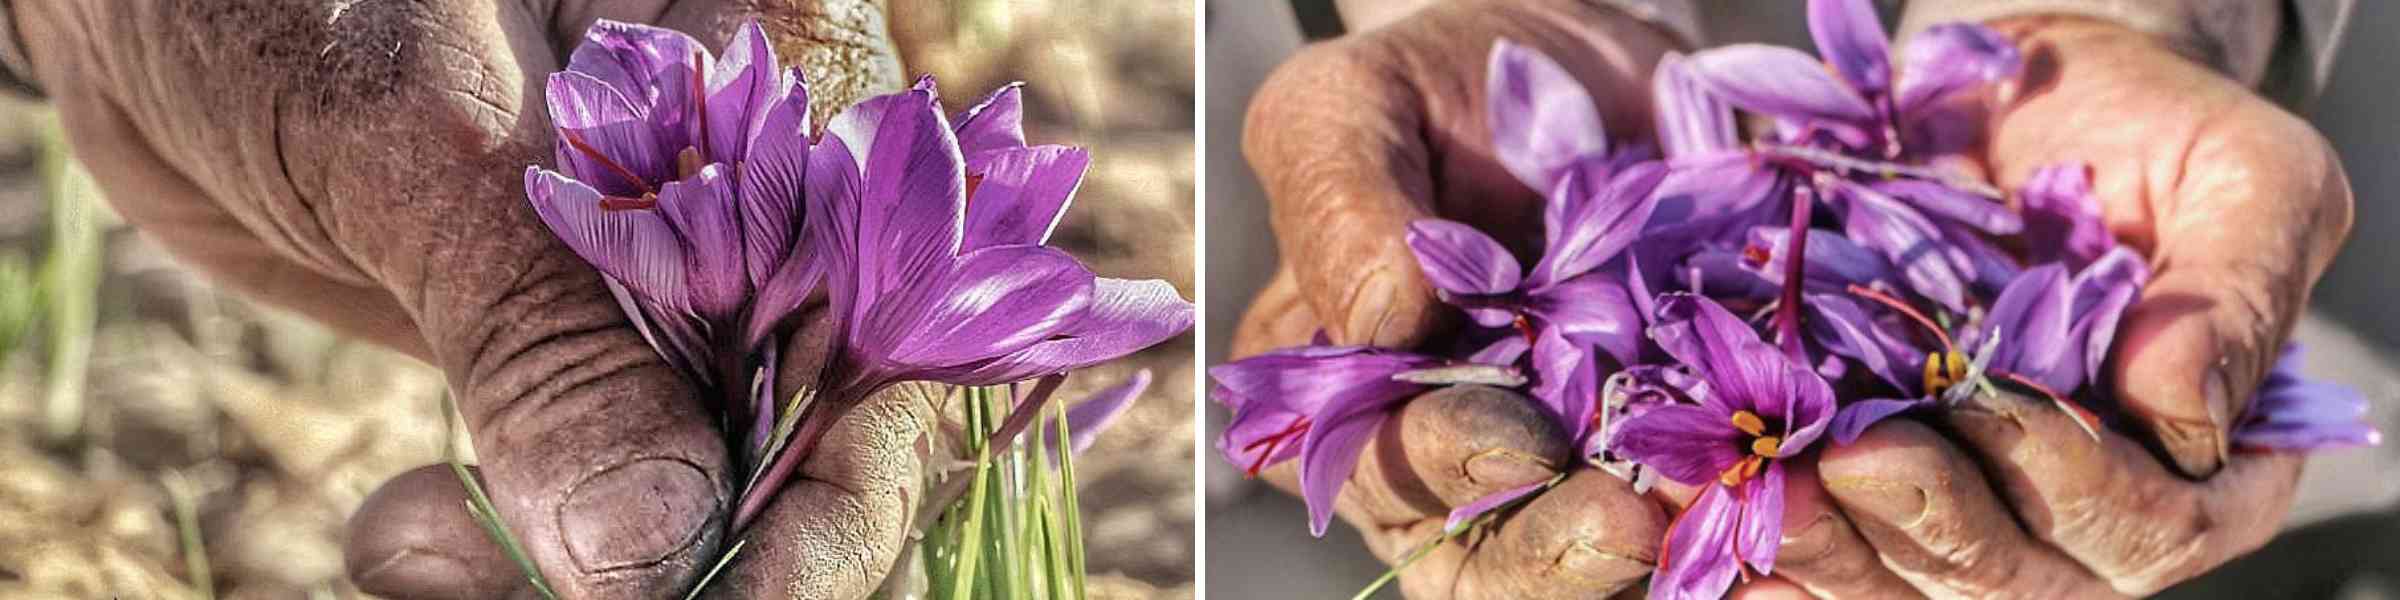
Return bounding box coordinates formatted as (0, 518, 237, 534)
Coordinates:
(560, 128, 657, 197)
(1242, 416, 1312, 478)
(599, 196, 658, 211)
(1740, 244, 1771, 268)
(1512, 314, 1539, 346)
(1845, 284, 1956, 355)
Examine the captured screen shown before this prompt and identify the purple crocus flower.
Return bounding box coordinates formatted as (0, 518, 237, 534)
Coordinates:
(1827, 247, 2149, 443)
(1213, 346, 1471, 536)
(1610, 294, 1836, 600)
(2234, 345, 2383, 450)
(1405, 162, 1662, 445)
(736, 77, 1194, 529)
(2020, 162, 2115, 269)
(527, 20, 817, 392)
(1656, 0, 2026, 314)
(1485, 40, 1653, 201)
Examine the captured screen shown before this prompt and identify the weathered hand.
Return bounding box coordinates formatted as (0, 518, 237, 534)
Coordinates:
(10, 1, 949, 598)
(1226, 3, 1894, 597)
(1748, 15, 2354, 598)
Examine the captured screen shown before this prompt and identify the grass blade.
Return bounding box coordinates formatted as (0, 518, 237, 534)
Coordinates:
(443, 394, 560, 600)
(162, 471, 213, 600)
(681, 539, 746, 600)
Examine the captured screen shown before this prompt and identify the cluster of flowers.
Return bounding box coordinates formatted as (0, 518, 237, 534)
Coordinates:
(527, 21, 1193, 529)
(1211, 1, 2377, 598)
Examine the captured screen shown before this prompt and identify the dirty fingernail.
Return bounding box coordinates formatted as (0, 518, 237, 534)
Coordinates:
(559, 458, 718, 573)
(1464, 449, 1555, 488)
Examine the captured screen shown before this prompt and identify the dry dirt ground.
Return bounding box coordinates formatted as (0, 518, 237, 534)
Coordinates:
(0, 1, 1194, 598)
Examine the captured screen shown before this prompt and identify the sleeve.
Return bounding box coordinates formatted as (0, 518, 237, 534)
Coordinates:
(0, 0, 42, 99)
(1895, 0, 2352, 108)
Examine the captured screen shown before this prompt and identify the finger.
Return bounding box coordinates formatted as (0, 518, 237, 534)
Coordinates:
(346, 465, 534, 600)
(711, 381, 939, 600)
(1244, 37, 1451, 349)
(1943, 391, 2306, 595)
(1449, 469, 1666, 600)
(1761, 460, 1919, 599)
(1981, 21, 2355, 478)
(1819, 420, 2117, 598)
(1726, 577, 1814, 600)
(1227, 267, 1328, 360)
(1260, 384, 1575, 528)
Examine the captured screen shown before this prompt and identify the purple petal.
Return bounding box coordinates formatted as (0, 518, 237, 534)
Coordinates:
(1834, 180, 1972, 312)
(567, 20, 706, 152)
(1487, 39, 1611, 193)
(2019, 162, 2113, 268)
(1807, 293, 1909, 390)
(1301, 406, 1391, 537)
(1049, 369, 1148, 455)
(2236, 345, 2382, 449)
(702, 21, 786, 163)
(1528, 325, 1590, 429)
(1656, 152, 1784, 219)
(1609, 404, 1744, 485)
(656, 164, 748, 319)
(1218, 392, 1307, 469)
(737, 83, 812, 288)
(1737, 463, 1787, 573)
(1653, 53, 1740, 158)
(956, 83, 1028, 159)
(1741, 226, 1895, 291)
(1648, 294, 1781, 413)
(944, 277, 1195, 385)
(1980, 264, 2076, 389)
(1445, 479, 1548, 532)
(867, 245, 1094, 369)
(962, 145, 1088, 249)
(605, 278, 704, 379)
(1874, 178, 2022, 235)
(1406, 219, 1524, 296)
(1830, 397, 1925, 445)
(2067, 247, 2148, 385)
(1208, 345, 1435, 419)
(1531, 275, 1643, 365)
(1469, 334, 1530, 366)
(825, 85, 967, 312)
(1656, 484, 1744, 600)
(743, 243, 822, 349)
(804, 132, 869, 325)
(547, 71, 673, 196)
(1894, 23, 2022, 113)
(1685, 44, 1875, 140)
(525, 168, 690, 310)
(1808, 0, 1892, 95)
(1531, 163, 1664, 288)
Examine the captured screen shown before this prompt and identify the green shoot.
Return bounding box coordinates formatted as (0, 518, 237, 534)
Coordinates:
(442, 394, 561, 600)
(162, 471, 214, 600)
(37, 114, 101, 443)
(1351, 473, 1564, 600)
(682, 539, 746, 600)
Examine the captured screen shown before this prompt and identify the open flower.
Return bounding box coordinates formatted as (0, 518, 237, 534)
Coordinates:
(1213, 346, 1460, 536)
(526, 19, 816, 391)
(1826, 247, 2149, 443)
(2232, 345, 2382, 450)
(1682, 0, 2020, 156)
(736, 77, 1194, 528)
(1610, 294, 1835, 600)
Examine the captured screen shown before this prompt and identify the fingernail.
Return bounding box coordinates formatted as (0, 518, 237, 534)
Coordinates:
(1344, 274, 1401, 347)
(1776, 512, 1841, 568)
(2203, 366, 2234, 428)
(354, 548, 474, 596)
(1826, 477, 1928, 527)
(1464, 448, 1554, 488)
(1555, 540, 1657, 586)
(559, 457, 718, 573)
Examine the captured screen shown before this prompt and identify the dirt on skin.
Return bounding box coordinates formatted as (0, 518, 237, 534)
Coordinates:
(0, 0, 1195, 597)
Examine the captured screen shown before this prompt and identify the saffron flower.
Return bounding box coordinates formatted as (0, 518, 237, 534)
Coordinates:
(2233, 345, 2384, 450)
(526, 19, 816, 397)
(1609, 294, 1834, 600)
(738, 77, 1194, 528)
(1214, 346, 1505, 536)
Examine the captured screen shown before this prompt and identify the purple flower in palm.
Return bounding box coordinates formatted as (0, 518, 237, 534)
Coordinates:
(2019, 162, 2116, 269)
(1825, 247, 2149, 443)
(2234, 345, 2383, 450)
(526, 20, 815, 391)
(1485, 40, 1653, 201)
(1213, 346, 1521, 536)
(1652, 0, 2026, 314)
(1609, 294, 1835, 600)
(737, 77, 1193, 528)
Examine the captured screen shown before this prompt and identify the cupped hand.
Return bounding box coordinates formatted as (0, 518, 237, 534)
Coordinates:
(12, 1, 950, 597)
(1228, 3, 1931, 597)
(1750, 15, 2354, 598)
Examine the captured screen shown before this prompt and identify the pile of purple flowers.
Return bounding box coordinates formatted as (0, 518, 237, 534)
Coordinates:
(1211, 1, 2377, 598)
(527, 21, 1193, 529)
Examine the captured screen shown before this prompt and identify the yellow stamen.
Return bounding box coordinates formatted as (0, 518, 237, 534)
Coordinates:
(1924, 351, 1971, 397)
(677, 146, 705, 180)
(1751, 436, 1782, 458)
(1730, 410, 1767, 437)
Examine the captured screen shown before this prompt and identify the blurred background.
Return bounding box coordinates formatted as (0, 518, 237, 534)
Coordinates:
(0, 1, 1194, 598)
(1204, 1, 2400, 598)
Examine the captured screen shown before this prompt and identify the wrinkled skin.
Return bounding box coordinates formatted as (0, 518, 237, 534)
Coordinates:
(1234, 5, 2351, 599)
(10, 1, 965, 598)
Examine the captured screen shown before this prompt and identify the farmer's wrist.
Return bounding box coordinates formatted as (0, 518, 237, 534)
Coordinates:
(0, 0, 38, 98)
(1901, 2, 2280, 89)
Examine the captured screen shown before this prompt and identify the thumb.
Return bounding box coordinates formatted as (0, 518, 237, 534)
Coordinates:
(1243, 39, 1449, 349)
